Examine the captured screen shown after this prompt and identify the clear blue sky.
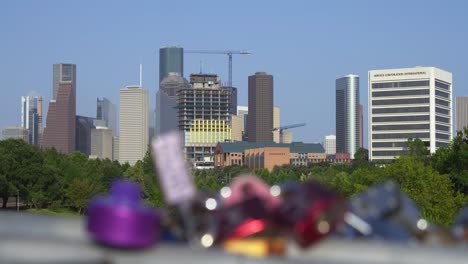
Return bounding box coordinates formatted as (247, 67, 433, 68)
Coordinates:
(1, 0, 467, 144)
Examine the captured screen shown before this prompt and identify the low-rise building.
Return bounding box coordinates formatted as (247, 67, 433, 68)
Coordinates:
(245, 147, 290, 171)
(1, 126, 28, 141)
(326, 153, 351, 163)
(90, 126, 113, 160)
(215, 141, 328, 171)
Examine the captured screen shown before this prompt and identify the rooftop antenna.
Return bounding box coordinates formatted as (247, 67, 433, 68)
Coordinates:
(139, 58, 143, 87)
(199, 60, 203, 74)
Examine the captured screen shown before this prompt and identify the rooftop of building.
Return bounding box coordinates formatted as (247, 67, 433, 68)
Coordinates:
(343, 74, 359, 78)
(2, 126, 26, 130)
(217, 141, 325, 153)
(368, 66, 451, 74)
(123, 85, 144, 89)
(190, 73, 218, 78)
(160, 45, 183, 49)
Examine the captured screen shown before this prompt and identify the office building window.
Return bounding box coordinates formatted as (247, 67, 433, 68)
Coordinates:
(372, 133, 429, 139)
(372, 81, 429, 89)
(372, 107, 429, 114)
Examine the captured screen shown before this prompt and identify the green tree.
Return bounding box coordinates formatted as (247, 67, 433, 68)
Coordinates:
(141, 151, 164, 206)
(431, 128, 468, 194)
(352, 148, 370, 169)
(407, 138, 430, 163)
(382, 155, 465, 225)
(0, 139, 44, 208)
(66, 177, 100, 214)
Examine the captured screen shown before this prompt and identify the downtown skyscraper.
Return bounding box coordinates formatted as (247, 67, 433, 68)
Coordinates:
(247, 72, 274, 143)
(42, 63, 76, 153)
(156, 46, 186, 138)
(177, 73, 232, 161)
(75, 115, 95, 156)
(368, 67, 452, 161)
(159, 46, 184, 82)
(156, 72, 190, 137)
(96, 97, 117, 135)
(237, 106, 248, 141)
(336, 74, 360, 159)
(119, 85, 149, 166)
(21, 95, 43, 145)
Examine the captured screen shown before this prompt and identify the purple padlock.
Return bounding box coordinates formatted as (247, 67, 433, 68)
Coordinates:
(87, 180, 161, 248)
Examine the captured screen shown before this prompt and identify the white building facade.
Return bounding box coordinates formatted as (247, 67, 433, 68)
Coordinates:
(368, 67, 452, 161)
(119, 86, 149, 165)
(90, 126, 113, 160)
(456, 97, 468, 132)
(324, 135, 336, 155)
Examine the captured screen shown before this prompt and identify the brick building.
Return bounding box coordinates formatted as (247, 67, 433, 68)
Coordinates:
(215, 141, 329, 171)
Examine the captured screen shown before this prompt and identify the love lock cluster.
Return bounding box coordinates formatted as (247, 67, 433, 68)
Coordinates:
(86, 175, 468, 258)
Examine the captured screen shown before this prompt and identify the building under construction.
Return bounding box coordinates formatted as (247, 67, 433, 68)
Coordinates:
(177, 73, 233, 161)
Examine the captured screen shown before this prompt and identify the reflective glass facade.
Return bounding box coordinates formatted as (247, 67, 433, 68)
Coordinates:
(336, 75, 360, 159)
(159, 46, 183, 82)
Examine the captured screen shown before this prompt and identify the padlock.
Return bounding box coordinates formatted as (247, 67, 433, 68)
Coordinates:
(452, 206, 468, 242)
(222, 237, 286, 258)
(349, 181, 429, 239)
(162, 192, 219, 248)
(271, 181, 346, 248)
(213, 175, 281, 242)
(87, 180, 161, 248)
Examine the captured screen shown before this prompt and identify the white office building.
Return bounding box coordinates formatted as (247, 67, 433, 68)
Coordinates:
(368, 67, 452, 161)
(324, 135, 336, 155)
(273, 106, 280, 143)
(119, 86, 149, 165)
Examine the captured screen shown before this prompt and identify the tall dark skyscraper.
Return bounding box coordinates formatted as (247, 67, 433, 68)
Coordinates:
(96, 97, 117, 135)
(336, 74, 360, 159)
(75, 115, 95, 156)
(248, 72, 273, 143)
(159, 46, 183, 82)
(222, 86, 238, 115)
(42, 63, 77, 153)
(53, 63, 76, 100)
(156, 72, 189, 137)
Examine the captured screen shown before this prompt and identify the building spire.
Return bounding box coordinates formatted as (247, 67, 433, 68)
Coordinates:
(139, 59, 143, 87)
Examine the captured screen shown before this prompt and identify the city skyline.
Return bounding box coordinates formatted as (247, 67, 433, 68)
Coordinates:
(1, 1, 468, 144)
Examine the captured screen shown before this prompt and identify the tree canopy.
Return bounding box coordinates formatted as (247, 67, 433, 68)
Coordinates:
(1, 130, 468, 225)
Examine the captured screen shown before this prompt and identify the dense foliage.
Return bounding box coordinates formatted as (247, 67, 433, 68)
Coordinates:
(1, 128, 468, 225)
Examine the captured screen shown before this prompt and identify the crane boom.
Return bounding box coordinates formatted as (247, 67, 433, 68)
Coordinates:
(272, 123, 306, 131)
(185, 50, 252, 55)
(272, 123, 306, 144)
(184, 50, 252, 87)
